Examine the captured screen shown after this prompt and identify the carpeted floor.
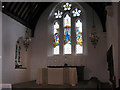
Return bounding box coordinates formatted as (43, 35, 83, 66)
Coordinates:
(12, 80, 111, 89)
(12, 80, 87, 88)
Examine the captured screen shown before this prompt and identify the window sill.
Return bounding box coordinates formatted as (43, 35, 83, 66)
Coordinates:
(15, 67, 27, 69)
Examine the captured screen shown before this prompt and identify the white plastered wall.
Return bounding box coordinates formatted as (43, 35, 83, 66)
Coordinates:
(106, 2, 120, 88)
(2, 13, 30, 84)
(29, 2, 109, 83)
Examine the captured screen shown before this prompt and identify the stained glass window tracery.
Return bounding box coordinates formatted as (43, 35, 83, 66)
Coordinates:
(75, 19, 83, 54)
(72, 8, 81, 17)
(15, 41, 22, 68)
(63, 3, 72, 11)
(54, 10, 63, 18)
(54, 21, 60, 54)
(64, 14, 71, 54)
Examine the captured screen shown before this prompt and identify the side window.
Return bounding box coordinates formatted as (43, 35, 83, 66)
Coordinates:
(15, 40, 22, 68)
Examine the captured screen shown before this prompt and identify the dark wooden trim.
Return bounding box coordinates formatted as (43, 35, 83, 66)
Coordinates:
(9, 2, 17, 12)
(5, 2, 12, 10)
(14, 2, 23, 16)
(21, 3, 30, 19)
(23, 3, 34, 20)
(17, 2, 27, 17)
(31, 4, 41, 22)
(26, 2, 37, 22)
(20, 3, 30, 18)
(13, 2, 23, 14)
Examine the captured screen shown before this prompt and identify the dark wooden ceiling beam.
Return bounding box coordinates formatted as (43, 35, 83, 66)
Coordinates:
(4, 2, 12, 10)
(23, 3, 31, 20)
(17, 2, 27, 17)
(20, 3, 30, 19)
(31, 3, 39, 14)
(30, 4, 40, 22)
(9, 2, 17, 13)
(13, 2, 23, 14)
(26, 2, 37, 22)
(29, 2, 38, 14)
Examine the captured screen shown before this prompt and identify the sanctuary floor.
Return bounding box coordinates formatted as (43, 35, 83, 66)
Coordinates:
(12, 80, 111, 89)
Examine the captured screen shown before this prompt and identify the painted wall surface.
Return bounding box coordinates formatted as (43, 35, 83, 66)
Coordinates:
(2, 14, 30, 84)
(106, 3, 119, 87)
(29, 2, 109, 82)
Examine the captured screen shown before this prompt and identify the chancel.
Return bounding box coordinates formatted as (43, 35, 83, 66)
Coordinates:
(1, 1, 120, 90)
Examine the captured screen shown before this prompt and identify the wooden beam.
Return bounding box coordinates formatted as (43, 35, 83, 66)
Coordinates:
(30, 4, 40, 22)
(23, 2, 36, 20)
(26, 2, 37, 22)
(20, 3, 30, 18)
(30, 7, 41, 27)
(13, 2, 23, 14)
(5, 2, 12, 10)
(17, 2, 27, 17)
(23, 3, 31, 20)
(9, 2, 17, 13)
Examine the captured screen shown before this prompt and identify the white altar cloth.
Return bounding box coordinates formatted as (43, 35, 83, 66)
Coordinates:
(36, 67, 77, 86)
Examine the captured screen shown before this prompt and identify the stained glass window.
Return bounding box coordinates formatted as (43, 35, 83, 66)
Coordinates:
(64, 14, 71, 54)
(72, 8, 81, 17)
(53, 3, 84, 55)
(75, 19, 83, 54)
(15, 41, 22, 68)
(54, 10, 63, 18)
(54, 21, 60, 55)
(63, 3, 72, 11)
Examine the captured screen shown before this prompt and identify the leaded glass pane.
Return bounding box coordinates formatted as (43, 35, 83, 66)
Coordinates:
(63, 3, 72, 11)
(72, 8, 81, 17)
(64, 14, 71, 54)
(15, 41, 22, 68)
(54, 22, 60, 55)
(54, 10, 63, 18)
(76, 20, 83, 54)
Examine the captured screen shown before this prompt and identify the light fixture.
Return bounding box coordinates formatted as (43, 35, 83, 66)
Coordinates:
(89, 7, 99, 48)
(23, 28, 31, 51)
(2, 5, 4, 8)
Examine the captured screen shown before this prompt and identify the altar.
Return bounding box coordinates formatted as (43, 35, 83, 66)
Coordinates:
(36, 66, 84, 86)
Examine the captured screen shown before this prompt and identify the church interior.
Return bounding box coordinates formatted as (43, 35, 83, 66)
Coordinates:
(0, 1, 120, 90)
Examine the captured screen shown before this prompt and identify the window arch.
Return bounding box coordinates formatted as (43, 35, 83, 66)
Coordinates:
(51, 2, 84, 55)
